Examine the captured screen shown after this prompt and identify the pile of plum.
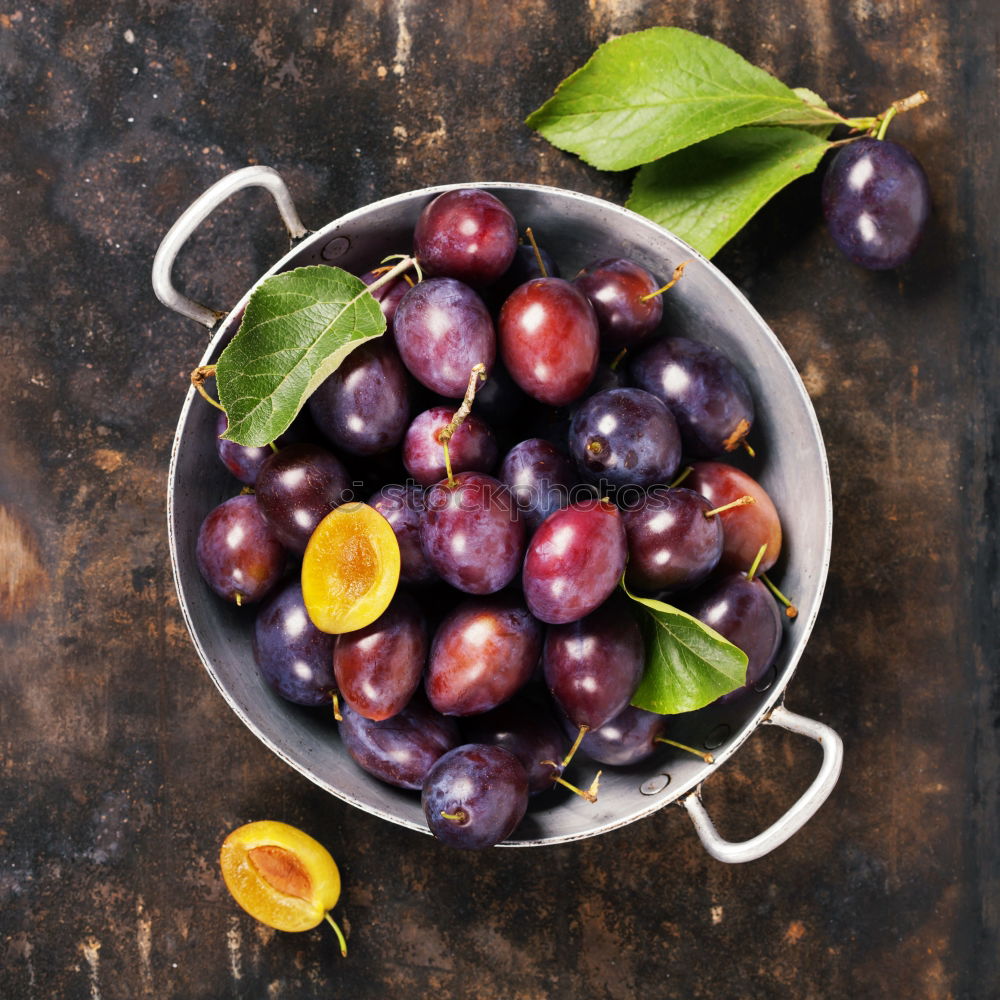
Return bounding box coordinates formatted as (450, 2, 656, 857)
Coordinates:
(196, 188, 790, 849)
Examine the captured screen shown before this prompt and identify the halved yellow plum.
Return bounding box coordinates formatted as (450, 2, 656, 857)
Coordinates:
(219, 820, 347, 952)
(301, 502, 400, 634)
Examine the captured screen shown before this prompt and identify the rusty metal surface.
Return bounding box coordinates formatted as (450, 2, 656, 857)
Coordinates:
(0, 2, 996, 998)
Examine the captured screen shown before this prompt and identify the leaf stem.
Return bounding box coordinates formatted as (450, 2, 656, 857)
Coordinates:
(323, 912, 348, 957)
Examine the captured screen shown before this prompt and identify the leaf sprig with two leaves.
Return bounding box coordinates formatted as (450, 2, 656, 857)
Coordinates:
(526, 27, 926, 257)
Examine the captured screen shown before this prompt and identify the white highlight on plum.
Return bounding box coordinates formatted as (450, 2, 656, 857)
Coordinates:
(286, 607, 308, 639)
(856, 213, 877, 244)
(847, 157, 874, 191)
(663, 365, 690, 397)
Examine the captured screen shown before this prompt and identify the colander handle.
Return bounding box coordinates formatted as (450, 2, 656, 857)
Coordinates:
(152, 165, 308, 328)
(680, 705, 843, 863)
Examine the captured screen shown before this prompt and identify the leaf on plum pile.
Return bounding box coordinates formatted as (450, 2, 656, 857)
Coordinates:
(216, 266, 386, 448)
(623, 583, 748, 715)
(626, 127, 832, 258)
(525, 27, 841, 171)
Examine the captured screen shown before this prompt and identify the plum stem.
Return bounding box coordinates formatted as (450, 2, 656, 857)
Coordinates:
(849, 90, 929, 136)
(440, 363, 488, 486)
(440, 809, 468, 823)
(669, 466, 693, 489)
(640, 259, 692, 302)
(324, 912, 348, 957)
(722, 418, 752, 453)
(655, 736, 715, 764)
(609, 347, 629, 372)
(746, 544, 768, 582)
(542, 763, 601, 803)
(331, 693, 343, 722)
(524, 227, 548, 278)
(760, 572, 799, 619)
(704, 495, 755, 519)
(875, 105, 898, 141)
(561, 725, 590, 767)
(191, 365, 226, 412)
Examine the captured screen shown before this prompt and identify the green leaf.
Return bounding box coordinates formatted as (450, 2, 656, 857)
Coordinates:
(626, 127, 832, 258)
(525, 27, 840, 171)
(785, 87, 840, 136)
(624, 584, 748, 715)
(216, 266, 387, 448)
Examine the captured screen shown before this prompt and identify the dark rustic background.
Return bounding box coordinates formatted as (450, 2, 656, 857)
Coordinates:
(2, 2, 997, 998)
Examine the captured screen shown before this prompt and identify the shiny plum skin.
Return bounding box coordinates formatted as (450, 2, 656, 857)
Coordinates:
(308, 339, 411, 457)
(574, 257, 663, 352)
(622, 487, 723, 592)
(682, 572, 782, 703)
(425, 594, 542, 716)
(254, 443, 352, 554)
(252, 579, 336, 706)
(413, 189, 518, 287)
(543, 598, 645, 730)
(822, 137, 931, 270)
(338, 695, 460, 790)
(522, 500, 627, 624)
(685, 462, 782, 573)
(569, 388, 681, 489)
(403, 406, 498, 486)
(569, 704, 667, 767)
(394, 278, 496, 398)
(421, 472, 525, 595)
(369, 484, 438, 585)
(215, 411, 272, 486)
(333, 592, 428, 721)
(499, 438, 575, 532)
(498, 277, 599, 406)
(462, 695, 565, 794)
(196, 495, 286, 604)
(422, 744, 529, 849)
(360, 268, 409, 330)
(630, 337, 754, 457)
